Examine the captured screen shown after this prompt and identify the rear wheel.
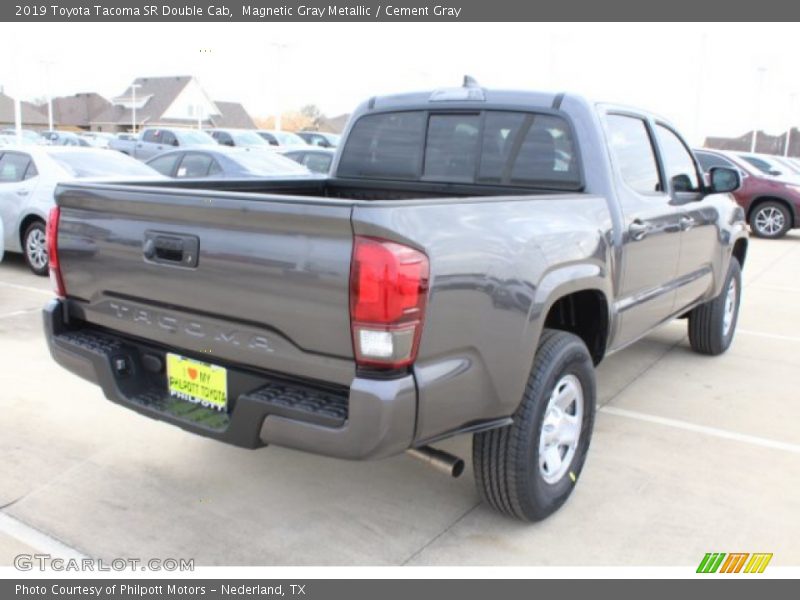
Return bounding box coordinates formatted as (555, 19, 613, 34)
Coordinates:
(23, 220, 48, 276)
(750, 201, 791, 238)
(688, 258, 741, 355)
(473, 329, 596, 521)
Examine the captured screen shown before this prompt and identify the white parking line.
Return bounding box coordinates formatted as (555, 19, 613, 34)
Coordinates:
(738, 329, 800, 343)
(0, 512, 87, 560)
(600, 406, 800, 455)
(0, 281, 52, 297)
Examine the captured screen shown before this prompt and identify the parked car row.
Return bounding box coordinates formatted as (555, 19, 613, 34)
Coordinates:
(0, 141, 318, 275)
(106, 126, 337, 173)
(695, 148, 800, 239)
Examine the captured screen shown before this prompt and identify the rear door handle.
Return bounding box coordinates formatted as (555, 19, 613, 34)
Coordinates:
(680, 215, 696, 231)
(628, 220, 650, 241)
(16, 189, 29, 196)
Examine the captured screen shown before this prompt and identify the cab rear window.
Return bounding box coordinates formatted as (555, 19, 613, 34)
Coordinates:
(338, 110, 581, 189)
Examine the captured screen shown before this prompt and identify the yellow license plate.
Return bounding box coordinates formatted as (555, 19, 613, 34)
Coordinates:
(166, 354, 228, 412)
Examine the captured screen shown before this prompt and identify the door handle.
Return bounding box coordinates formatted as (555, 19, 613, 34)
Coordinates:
(628, 220, 650, 241)
(16, 189, 29, 196)
(679, 215, 696, 231)
(143, 231, 199, 268)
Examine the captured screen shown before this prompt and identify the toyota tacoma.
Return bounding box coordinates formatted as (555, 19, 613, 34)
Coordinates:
(44, 81, 748, 521)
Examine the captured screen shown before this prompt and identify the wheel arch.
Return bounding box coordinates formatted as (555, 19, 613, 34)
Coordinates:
(18, 212, 46, 249)
(541, 288, 610, 366)
(732, 237, 748, 268)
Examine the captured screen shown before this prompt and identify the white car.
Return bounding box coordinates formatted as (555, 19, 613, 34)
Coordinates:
(0, 146, 163, 275)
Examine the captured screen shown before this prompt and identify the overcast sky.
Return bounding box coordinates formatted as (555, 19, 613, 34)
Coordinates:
(1, 22, 799, 143)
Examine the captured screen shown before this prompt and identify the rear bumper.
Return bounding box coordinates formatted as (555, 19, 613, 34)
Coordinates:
(44, 299, 416, 460)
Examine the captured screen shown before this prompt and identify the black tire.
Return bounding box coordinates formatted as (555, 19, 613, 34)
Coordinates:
(688, 258, 742, 356)
(22, 220, 49, 276)
(750, 201, 791, 239)
(473, 329, 596, 522)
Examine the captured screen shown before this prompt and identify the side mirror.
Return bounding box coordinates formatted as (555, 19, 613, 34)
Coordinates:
(172, 139, 180, 147)
(769, 169, 782, 176)
(708, 166, 741, 194)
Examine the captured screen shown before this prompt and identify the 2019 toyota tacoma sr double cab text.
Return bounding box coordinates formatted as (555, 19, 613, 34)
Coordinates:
(44, 81, 749, 521)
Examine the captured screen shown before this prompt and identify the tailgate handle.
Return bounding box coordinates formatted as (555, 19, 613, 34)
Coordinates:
(143, 232, 199, 268)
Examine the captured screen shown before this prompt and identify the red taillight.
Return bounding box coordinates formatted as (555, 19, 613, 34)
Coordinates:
(350, 236, 429, 369)
(46, 206, 66, 298)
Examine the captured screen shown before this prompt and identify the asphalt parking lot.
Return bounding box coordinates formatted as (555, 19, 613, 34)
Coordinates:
(1, 234, 799, 567)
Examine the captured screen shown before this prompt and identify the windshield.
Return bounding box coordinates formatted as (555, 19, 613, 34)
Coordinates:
(232, 150, 309, 174)
(231, 131, 269, 146)
(49, 150, 161, 178)
(176, 130, 217, 145)
(2, 130, 41, 143)
(274, 131, 306, 146)
(776, 157, 800, 175)
(739, 155, 785, 176)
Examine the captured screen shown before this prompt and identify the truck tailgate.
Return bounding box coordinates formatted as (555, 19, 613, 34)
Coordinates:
(55, 183, 356, 384)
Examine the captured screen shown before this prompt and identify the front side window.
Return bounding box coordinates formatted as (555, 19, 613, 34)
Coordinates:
(142, 130, 159, 143)
(177, 153, 214, 178)
(303, 153, 333, 173)
(655, 124, 700, 192)
(148, 153, 182, 176)
(606, 114, 662, 194)
(160, 131, 177, 146)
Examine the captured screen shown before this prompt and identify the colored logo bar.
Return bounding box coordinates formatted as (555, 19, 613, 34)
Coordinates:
(697, 552, 773, 573)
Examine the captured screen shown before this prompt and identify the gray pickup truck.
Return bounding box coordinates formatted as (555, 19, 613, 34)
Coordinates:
(44, 82, 748, 521)
(109, 127, 218, 160)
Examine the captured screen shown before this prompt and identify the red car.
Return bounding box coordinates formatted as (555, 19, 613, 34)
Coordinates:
(695, 148, 800, 238)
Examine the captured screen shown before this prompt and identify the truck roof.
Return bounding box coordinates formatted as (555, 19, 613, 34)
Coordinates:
(366, 87, 563, 112)
(359, 79, 672, 127)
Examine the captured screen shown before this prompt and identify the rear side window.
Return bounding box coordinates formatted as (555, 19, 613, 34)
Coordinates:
(339, 111, 426, 179)
(339, 110, 581, 188)
(606, 114, 661, 194)
(0, 153, 32, 182)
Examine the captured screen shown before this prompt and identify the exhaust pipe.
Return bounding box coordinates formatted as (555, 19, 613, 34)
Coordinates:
(406, 446, 465, 478)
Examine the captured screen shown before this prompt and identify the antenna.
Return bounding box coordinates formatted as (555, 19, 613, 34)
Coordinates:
(463, 75, 480, 88)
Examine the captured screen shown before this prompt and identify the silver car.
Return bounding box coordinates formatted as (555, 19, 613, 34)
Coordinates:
(0, 146, 162, 275)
